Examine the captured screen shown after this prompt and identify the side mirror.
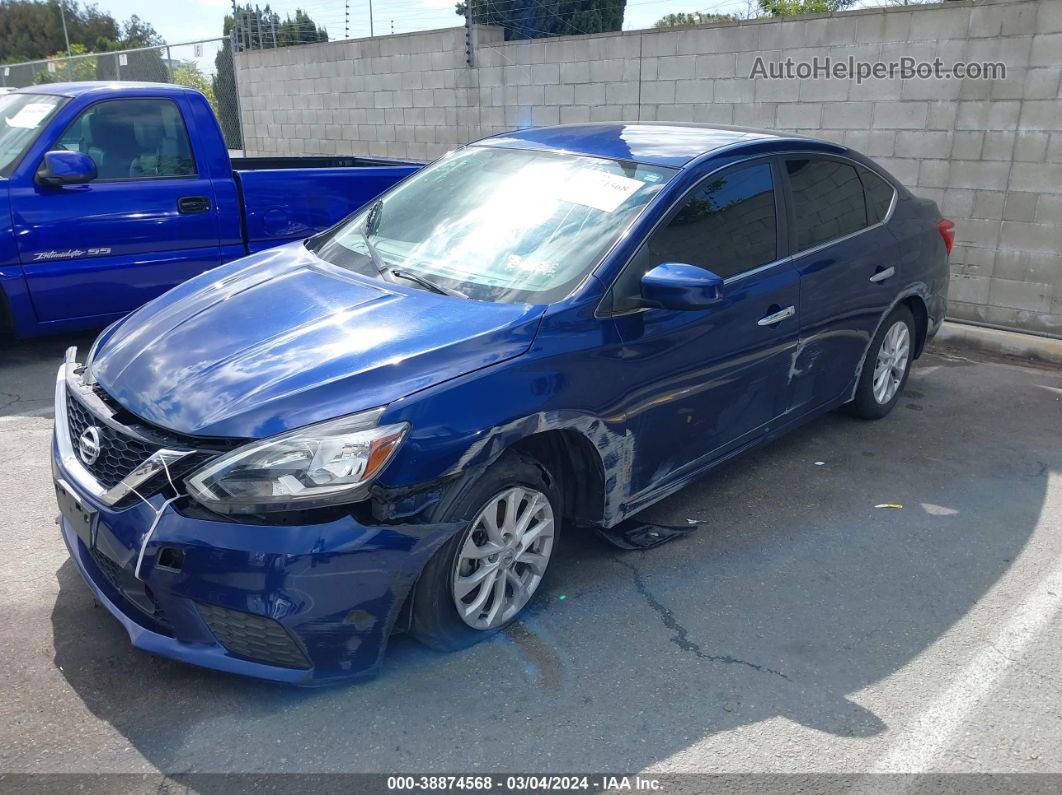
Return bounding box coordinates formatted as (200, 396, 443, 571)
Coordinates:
(640, 263, 724, 311)
(36, 150, 97, 187)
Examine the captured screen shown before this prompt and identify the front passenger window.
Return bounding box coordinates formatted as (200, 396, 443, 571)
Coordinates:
(55, 98, 196, 180)
(612, 163, 777, 311)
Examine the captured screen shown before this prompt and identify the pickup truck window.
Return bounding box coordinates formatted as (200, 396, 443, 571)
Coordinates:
(55, 98, 196, 180)
(0, 93, 67, 176)
(309, 146, 675, 305)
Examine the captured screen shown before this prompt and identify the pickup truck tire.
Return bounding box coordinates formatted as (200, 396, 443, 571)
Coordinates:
(410, 451, 561, 651)
(846, 305, 916, 420)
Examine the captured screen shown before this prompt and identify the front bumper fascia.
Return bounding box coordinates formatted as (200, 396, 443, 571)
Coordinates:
(52, 366, 462, 683)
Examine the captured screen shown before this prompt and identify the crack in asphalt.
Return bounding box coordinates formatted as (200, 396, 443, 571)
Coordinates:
(0, 391, 22, 411)
(614, 554, 790, 681)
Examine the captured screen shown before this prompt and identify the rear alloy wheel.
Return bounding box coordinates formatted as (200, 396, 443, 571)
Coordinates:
(847, 304, 916, 420)
(872, 320, 911, 406)
(451, 486, 555, 630)
(410, 451, 561, 650)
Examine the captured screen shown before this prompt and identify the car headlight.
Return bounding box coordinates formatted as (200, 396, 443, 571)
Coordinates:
(185, 408, 408, 514)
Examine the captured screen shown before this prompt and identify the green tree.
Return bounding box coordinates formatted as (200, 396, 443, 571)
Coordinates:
(214, 14, 242, 150)
(230, 5, 328, 50)
(653, 11, 738, 28)
(172, 61, 217, 113)
(32, 42, 96, 84)
(757, 0, 858, 15)
(213, 6, 330, 150)
(455, 0, 625, 41)
(0, 0, 152, 63)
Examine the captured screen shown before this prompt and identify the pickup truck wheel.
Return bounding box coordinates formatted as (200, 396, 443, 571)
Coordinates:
(410, 452, 560, 651)
(847, 305, 915, 420)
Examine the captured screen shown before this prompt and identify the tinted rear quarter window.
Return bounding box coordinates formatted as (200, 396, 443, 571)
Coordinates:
(786, 158, 867, 251)
(858, 167, 896, 224)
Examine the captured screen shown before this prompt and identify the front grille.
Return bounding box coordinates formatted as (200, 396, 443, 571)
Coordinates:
(66, 390, 161, 489)
(197, 602, 311, 669)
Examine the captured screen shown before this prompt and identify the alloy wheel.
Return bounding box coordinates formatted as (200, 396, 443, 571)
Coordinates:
(451, 486, 555, 630)
(872, 320, 911, 405)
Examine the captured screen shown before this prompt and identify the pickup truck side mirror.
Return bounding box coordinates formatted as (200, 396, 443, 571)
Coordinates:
(640, 262, 724, 311)
(36, 150, 97, 187)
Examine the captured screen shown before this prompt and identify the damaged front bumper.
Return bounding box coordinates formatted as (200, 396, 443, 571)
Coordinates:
(56, 454, 461, 684)
(53, 356, 461, 685)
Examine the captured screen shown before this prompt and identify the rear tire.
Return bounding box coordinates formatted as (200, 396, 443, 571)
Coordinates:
(410, 451, 561, 651)
(846, 305, 915, 420)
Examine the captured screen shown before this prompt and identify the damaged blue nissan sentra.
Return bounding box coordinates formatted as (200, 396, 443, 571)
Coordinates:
(54, 123, 952, 683)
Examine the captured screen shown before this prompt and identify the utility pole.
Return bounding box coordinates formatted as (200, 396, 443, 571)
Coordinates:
(58, 0, 71, 57)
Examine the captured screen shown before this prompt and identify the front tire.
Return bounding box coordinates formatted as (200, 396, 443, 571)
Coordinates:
(410, 452, 560, 651)
(847, 305, 915, 420)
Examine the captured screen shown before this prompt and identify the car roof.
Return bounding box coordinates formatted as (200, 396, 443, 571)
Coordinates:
(475, 122, 834, 168)
(8, 81, 199, 99)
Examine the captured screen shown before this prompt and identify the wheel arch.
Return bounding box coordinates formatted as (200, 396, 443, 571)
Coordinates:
(445, 411, 628, 529)
(900, 293, 929, 359)
(848, 285, 931, 403)
(510, 428, 607, 529)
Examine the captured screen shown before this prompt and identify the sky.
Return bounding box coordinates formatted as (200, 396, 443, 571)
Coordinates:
(98, 0, 888, 47)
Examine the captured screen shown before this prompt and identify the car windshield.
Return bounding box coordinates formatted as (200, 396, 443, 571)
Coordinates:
(0, 93, 66, 175)
(309, 145, 675, 304)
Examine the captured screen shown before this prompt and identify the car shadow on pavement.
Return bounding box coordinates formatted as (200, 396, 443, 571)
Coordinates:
(48, 351, 1060, 773)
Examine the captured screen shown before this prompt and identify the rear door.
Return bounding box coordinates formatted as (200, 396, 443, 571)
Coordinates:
(607, 159, 800, 505)
(782, 156, 900, 414)
(11, 96, 221, 323)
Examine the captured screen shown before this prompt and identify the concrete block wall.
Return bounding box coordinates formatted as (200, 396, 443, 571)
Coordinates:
(236, 0, 1062, 336)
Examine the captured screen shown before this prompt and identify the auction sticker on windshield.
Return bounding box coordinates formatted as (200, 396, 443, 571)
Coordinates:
(559, 171, 645, 213)
(6, 102, 54, 128)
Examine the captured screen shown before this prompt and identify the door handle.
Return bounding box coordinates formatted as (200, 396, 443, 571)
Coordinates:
(757, 306, 796, 326)
(177, 195, 211, 214)
(869, 265, 895, 283)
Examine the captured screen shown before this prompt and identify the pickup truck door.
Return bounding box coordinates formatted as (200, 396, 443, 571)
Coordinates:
(606, 160, 799, 508)
(10, 97, 222, 324)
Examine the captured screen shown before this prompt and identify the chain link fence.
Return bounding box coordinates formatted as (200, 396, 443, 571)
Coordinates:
(0, 38, 243, 151)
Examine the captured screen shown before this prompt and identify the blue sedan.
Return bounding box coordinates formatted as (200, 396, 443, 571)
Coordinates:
(53, 123, 952, 683)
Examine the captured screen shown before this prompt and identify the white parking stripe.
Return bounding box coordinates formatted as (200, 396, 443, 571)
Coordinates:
(869, 559, 1062, 773)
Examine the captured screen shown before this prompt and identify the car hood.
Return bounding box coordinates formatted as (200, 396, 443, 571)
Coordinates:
(91, 243, 545, 438)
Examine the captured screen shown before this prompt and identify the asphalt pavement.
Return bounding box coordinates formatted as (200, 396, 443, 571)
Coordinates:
(1, 332, 1061, 785)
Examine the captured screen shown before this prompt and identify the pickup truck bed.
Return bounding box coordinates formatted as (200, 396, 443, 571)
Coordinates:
(232, 156, 422, 254)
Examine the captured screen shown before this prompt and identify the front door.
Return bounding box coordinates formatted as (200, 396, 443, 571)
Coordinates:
(11, 97, 221, 324)
(606, 160, 799, 508)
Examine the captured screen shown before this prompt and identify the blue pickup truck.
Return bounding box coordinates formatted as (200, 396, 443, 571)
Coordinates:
(0, 82, 420, 337)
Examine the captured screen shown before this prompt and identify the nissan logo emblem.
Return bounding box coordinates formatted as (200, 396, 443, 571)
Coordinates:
(78, 426, 102, 466)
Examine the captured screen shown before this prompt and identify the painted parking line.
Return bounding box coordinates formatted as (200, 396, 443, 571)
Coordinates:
(869, 543, 1062, 773)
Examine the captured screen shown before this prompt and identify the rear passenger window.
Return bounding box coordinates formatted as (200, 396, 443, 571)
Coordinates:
(858, 167, 896, 224)
(786, 158, 867, 251)
(611, 163, 778, 310)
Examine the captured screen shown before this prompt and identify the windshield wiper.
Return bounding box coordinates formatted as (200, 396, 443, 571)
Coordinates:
(358, 200, 388, 276)
(390, 269, 467, 299)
